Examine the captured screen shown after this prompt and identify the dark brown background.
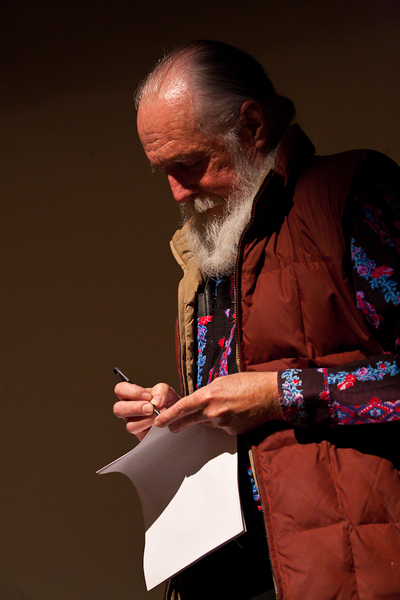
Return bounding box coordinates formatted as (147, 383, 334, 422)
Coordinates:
(1, 1, 399, 599)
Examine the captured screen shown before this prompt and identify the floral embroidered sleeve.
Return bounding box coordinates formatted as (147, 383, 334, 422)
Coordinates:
(278, 152, 400, 426)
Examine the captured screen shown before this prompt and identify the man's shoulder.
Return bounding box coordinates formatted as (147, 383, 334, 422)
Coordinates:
(274, 126, 398, 196)
(296, 148, 398, 199)
(307, 148, 398, 179)
(307, 148, 373, 177)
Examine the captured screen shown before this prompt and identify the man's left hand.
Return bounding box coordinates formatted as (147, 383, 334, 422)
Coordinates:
(154, 371, 283, 435)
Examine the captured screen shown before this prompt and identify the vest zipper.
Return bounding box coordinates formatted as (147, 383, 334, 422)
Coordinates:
(249, 446, 279, 600)
(177, 298, 187, 398)
(234, 170, 279, 599)
(233, 169, 273, 372)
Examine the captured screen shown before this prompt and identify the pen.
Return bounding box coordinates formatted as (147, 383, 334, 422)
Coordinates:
(113, 367, 161, 415)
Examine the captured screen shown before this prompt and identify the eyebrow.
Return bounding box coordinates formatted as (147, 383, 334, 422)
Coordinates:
(149, 152, 206, 171)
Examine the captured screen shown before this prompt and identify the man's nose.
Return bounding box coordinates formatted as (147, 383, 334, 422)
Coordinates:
(167, 174, 199, 203)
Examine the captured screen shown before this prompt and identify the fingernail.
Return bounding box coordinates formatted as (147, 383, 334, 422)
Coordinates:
(142, 403, 154, 415)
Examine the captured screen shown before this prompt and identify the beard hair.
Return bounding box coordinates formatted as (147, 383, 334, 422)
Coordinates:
(180, 144, 275, 278)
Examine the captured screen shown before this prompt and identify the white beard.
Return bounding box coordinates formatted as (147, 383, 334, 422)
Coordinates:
(180, 151, 275, 277)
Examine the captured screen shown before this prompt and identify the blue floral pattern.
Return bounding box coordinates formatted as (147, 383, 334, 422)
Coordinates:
(197, 316, 212, 389)
(355, 291, 384, 329)
(361, 201, 400, 253)
(247, 467, 262, 511)
(320, 360, 399, 390)
(196, 276, 237, 389)
(280, 369, 303, 404)
(351, 239, 400, 305)
(280, 359, 400, 426)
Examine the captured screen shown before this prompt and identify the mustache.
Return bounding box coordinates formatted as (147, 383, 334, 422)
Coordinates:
(182, 195, 226, 218)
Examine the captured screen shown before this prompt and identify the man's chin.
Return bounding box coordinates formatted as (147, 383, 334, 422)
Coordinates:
(205, 203, 225, 217)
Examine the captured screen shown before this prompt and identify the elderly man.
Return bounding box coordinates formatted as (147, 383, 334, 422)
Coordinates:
(114, 41, 400, 600)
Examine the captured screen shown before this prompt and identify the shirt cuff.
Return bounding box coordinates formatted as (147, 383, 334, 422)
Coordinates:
(277, 367, 335, 427)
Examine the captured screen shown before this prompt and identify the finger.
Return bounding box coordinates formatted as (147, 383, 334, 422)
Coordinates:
(154, 393, 202, 428)
(150, 383, 181, 412)
(114, 382, 153, 402)
(125, 416, 154, 436)
(168, 411, 212, 433)
(113, 399, 155, 419)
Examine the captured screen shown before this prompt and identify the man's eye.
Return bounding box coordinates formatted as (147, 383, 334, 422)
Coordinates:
(180, 158, 204, 169)
(188, 159, 202, 167)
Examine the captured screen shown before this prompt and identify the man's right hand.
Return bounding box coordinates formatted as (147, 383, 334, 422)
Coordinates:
(113, 382, 180, 441)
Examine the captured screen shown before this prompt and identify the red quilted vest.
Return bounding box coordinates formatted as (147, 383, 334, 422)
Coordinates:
(238, 127, 400, 599)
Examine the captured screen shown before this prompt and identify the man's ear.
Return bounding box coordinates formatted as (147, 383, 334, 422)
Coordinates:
(239, 100, 268, 153)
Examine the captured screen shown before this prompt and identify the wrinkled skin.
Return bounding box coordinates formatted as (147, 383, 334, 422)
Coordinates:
(113, 371, 282, 440)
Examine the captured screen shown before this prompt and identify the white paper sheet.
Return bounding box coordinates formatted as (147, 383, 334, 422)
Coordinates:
(97, 424, 245, 590)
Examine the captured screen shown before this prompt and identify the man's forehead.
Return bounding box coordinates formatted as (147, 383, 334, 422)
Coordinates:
(138, 95, 195, 139)
(137, 96, 212, 167)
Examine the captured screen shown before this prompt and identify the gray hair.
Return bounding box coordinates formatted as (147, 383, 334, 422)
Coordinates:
(134, 40, 295, 151)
